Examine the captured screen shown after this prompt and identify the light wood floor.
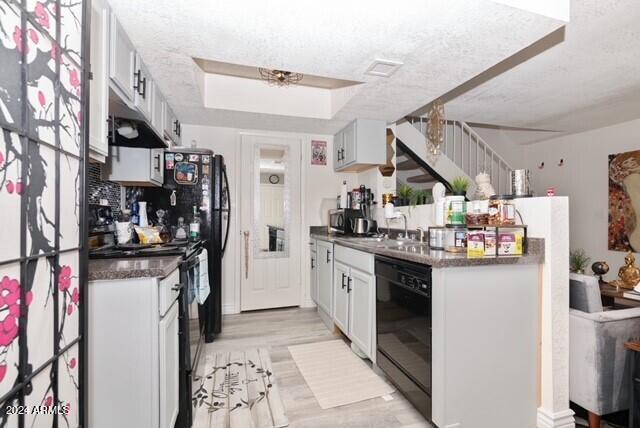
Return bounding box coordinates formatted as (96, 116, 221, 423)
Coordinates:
(204, 307, 432, 428)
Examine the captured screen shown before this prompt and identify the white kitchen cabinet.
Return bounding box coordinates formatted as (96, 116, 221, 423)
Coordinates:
(348, 267, 375, 358)
(88, 0, 110, 163)
(133, 53, 153, 122)
(333, 260, 349, 332)
(316, 240, 333, 317)
(333, 118, 386, 172)
(159, 302, 179, 428)
(89, 267, 181, 428)
(332, 244, 376, 360)
(310, 240, 318, 304)
(163, 103, 181, 146)
(103, 146, 164, 187)
(109, 12, 136, 103)
(151, 83, 165, 137)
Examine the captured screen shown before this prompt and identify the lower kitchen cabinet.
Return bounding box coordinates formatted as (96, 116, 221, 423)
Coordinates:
(333, 244, 376, 360)
(348, 267, 375, 358)
(89, 268, 181, 428)
(310, 240, 318, 304)
(333, 260, 350, 332)
(316, 240, 334, 316)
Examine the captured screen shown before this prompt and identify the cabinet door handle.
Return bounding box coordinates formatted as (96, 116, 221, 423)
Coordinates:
(154, 154, 161, 171)
(174, 120, 180, 135)
(326, 250, 331, 263)
(341, 273, 346, 289)
(133, 70, 146, 98)
(311, 258, 315, 269)
(347, 277, 352, 293)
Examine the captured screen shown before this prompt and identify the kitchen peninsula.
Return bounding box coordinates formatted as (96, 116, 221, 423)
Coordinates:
(310, 230, 544, 428)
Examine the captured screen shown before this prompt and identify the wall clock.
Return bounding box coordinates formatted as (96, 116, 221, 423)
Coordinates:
(269, 174, 280, 184)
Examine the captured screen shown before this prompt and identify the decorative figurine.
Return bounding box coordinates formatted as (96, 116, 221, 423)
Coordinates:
(610, 253, 640, 290)
(474, 172, 496, 200)
(591, 261, 610, 283)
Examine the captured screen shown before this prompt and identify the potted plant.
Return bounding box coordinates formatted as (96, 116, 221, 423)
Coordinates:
(570, 249, 591, 274)
(397, 184, 413, 206)
(451, 176, 470, 196)
(411, 189, 432, 206)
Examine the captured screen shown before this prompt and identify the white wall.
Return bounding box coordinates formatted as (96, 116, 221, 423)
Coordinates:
(181, 124, 356, 313)
(521, 118, 640, 280)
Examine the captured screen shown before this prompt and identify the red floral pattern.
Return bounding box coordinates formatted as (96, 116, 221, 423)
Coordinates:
(0, 276, 34, 350)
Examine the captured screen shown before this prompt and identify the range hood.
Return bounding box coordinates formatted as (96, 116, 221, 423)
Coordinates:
(108, 116, 168, 149)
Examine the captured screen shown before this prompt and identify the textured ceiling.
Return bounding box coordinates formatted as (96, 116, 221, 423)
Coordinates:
(107, 0, 564, 134)
(445, 0, 640, 143)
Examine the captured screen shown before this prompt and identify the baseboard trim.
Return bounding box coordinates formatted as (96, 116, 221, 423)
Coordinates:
(300, 299, 317, 308)
(537, 407, 575, 428)
(222, 303, 238, 315)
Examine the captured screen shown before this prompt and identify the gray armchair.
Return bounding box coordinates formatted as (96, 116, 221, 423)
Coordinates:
(569, 273, 640, 427)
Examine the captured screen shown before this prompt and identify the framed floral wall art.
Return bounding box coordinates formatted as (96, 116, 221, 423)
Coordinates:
(609, 149, 640, 251)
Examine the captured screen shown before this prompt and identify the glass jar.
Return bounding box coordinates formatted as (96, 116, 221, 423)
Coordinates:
(488, 197, 516, 225)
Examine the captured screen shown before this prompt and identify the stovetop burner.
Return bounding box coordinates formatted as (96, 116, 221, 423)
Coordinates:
(89, 240, 203, 260)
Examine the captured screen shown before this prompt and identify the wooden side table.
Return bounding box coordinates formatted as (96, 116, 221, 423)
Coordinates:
(626, 341, 640, 428)
(599, 281, 640, 308)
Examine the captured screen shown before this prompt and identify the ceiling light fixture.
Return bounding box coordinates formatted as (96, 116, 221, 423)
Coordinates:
(258, 68, 303, 87)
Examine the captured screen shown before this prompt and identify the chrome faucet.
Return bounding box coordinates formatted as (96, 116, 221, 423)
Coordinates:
(399, 213, 409, 240)
(416, 227, 425, 243)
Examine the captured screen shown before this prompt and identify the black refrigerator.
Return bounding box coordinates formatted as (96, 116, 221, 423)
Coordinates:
(142, 148, 229, 341)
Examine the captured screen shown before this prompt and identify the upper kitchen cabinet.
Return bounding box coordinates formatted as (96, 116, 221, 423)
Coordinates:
(88, 0, 110, 163)
(333, 119, 386, 172)
(151, 84, 165, 137)
(133, 53, 153, 122)
(163, 103, 181, 146)
(103, 146, 164, 187)
(109, 13, 136, 104)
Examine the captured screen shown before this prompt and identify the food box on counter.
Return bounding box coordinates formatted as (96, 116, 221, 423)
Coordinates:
(467, 230, 522, 257)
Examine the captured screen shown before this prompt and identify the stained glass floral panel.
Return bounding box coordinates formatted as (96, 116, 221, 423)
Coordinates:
(25, 257, 54, 372)
(58, 251, 79, 347)
(25, 21, 56, 146)
(59, 54, 81, 157)
(26, 139, 56, 257)
(24, 366, 55, 427)
(0, 131, 22, 263)
(59, 153, 80, 251)
(57, 344, 79, 428)
(25, 0, 57, 43)
(0, 262, 21, 399)
(59, 0, 82, 67)
(0, 1, 24, 129)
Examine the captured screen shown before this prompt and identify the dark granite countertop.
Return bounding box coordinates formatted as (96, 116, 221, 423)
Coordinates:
(310, 231, 544, 268)
(88, 256, 182, 281)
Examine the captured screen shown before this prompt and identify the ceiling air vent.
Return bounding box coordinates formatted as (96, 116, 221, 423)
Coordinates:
(365, 59, 403, 77)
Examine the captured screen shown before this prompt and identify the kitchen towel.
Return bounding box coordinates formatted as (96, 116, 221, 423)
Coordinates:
(196, 249, 210, 304)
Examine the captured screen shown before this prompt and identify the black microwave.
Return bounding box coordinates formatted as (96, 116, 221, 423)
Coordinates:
(328, 209, 363, 234)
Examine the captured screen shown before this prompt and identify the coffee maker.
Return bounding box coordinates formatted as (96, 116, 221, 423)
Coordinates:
(331, 185, 377, 235)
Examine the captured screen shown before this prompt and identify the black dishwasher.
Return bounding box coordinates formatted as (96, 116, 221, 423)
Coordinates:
(375, 256, 432, 420)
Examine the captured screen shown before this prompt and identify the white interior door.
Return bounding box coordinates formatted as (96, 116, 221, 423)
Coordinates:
(240, 134, 301, 311)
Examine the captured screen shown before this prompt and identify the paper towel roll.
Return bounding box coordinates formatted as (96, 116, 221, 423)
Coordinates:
(340, 181, 348, 209)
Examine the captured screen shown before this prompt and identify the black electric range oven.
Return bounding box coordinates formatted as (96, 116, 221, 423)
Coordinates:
(375, 256, 433, 420)
(89, 240, 205, 428)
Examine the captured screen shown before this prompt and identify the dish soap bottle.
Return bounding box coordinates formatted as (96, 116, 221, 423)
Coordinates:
(189, 205, 200, 241)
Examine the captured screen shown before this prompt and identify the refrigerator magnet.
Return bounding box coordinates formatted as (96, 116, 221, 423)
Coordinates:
(174, 153, 184, 161)
(166, 160, 175, 170)
(189, 154, 200, 162)
(202, 155, 210, 164)
(203, 165, 210, 175)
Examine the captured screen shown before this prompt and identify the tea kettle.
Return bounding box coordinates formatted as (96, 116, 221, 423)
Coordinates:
(350, 218, 377, 235)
